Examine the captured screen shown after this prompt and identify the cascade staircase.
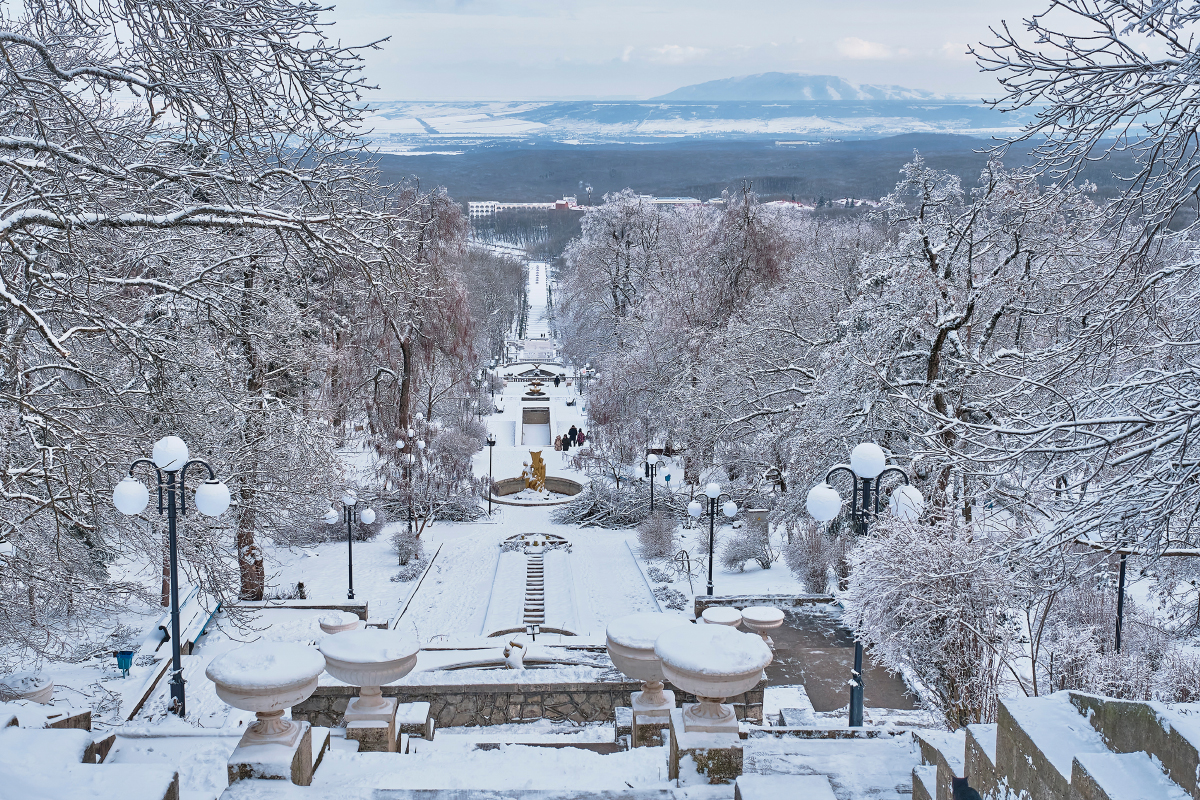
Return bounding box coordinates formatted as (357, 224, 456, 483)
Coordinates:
(913, 691, 1198, 800)
(523, 553, 545, 627)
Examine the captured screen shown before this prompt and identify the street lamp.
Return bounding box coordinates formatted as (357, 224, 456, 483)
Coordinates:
(323, 490, 375, 600)
(805, 442, 924, 728)
(486, 433, 497, 515)
(113, 436, 231, 718)
(644, 453, 663, 513)
(687, 482, 739, 597)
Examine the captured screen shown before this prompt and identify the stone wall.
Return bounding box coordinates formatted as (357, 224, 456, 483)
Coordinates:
(693, 594, 835, 616)
(292, 680, 765, 730)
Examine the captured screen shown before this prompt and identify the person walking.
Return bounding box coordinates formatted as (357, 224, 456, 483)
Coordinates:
(567, 425, 578, 447)
(554, 434, 563, 452)
(560, 433, 571, 464)
(576, 429, 586, 446)
(554, 375, 560, 388)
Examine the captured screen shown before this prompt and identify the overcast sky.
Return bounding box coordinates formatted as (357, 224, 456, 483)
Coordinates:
(323, 0, 1050, 101)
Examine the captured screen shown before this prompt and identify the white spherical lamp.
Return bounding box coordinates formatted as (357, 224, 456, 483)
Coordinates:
(360, 508, 376, 525)
(806, 483, 842, 522)
(890, 484, 924, 522)
(687, 500, 704, 518)
(341, 491, 357, 507)
(113, 477, 149, 515)
(647, 453, 658, 465)
(705, 482, 721, 499)
(152, 436, 189, 471)
(721, 500, 738, 518)
(324, 508, 338, 524)
(850, 442, 887, 479)
(194, 480, 231, 517)
(395, 440, 405, 450)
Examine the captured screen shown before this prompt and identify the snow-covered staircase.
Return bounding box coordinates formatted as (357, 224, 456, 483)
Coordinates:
(913, 691, 1198, 800)
(522, 553, 545, 626)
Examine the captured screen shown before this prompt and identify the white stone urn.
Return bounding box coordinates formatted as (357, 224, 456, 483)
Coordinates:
(205, 642, 325, 746)
(741, 606, 785, 646)
(701, 606, 742, 628)
(318, 629, 419, 716)
(606, 612, 691, 718)
(655, 623, 772, 733)
(0, 672, 53, 704)
(318, 611, 361, 635)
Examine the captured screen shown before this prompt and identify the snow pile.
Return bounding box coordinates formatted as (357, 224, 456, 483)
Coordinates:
(205, 642, 325, 690)
(318, 630, 419, 665)
(605, 612, 690, 650)
(654, 624, 772, 676)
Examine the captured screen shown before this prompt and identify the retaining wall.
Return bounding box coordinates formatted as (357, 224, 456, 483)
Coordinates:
(292, 680, 764, 730)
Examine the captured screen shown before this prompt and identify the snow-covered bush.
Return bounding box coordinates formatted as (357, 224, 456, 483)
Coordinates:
(392, 528, 423, 566)
(654, 585, 688, 611)
(784, 521, 851, 593)
(391, 556, 429, 583)
(554, 482, 678, 528)
(637, 513, 677, 559)
(844, 515, 1020, 727)
(646, 565, 673, 584)
(720, 517, 776, 572)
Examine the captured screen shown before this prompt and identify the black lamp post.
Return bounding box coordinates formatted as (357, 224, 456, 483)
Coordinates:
(324, 491, 375, 599)
(687, 482, 738, 597)
(806, 442, 923, 728)
(644, 453, 663, 513)
(113, 436, 231, 718)
(486, 433, 497, 515)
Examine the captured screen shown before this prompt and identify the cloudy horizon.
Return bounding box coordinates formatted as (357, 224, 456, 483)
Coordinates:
(324, 0, 1050, 102)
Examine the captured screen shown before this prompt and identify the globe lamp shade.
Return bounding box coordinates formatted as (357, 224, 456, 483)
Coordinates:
(152, 436, 189, 471)
(113, 477, 150, 515)
(705, 482, 721, 499)
(324, 508, 338, 524)
(806, 483, 842, 523)
(396, 440, 405, 450)
(341, 491, 357, 507)
(191, 479, 229, 516)
(850, 442, 887, 479)
(687, 500, 704, 518)
(360, 508, 376, 525)
(722, 500, 738, 518)
(647, 453, 658, 465)
(417, 440, 426, 451)
(890, 484, 924, 522)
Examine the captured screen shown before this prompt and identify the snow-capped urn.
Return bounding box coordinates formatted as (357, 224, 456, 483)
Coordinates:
(606, 612, 691, 717)
(741, 606, 785, 647)
(655, 623, 772, 733)
(205, 642, 325, 746)
(318, 629, 419, 713)
(0, 672, 53, 704)
(503, 634, 528, 669)
(318, 611, 361, 634)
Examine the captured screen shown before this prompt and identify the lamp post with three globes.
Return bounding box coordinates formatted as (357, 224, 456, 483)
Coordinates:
(323, 491, 375, 600)
(113, 436, 232, 718)
(805, 442, 924, 728)
(688, 482, 739, 597)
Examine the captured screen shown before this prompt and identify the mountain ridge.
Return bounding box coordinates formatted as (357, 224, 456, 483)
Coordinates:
(651, 72, 945, 102)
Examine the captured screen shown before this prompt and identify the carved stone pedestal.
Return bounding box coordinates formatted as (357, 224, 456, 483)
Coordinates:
(345, 695, 398, 752)
(228, 721, 314, 786)
(667, 708, 742, 784)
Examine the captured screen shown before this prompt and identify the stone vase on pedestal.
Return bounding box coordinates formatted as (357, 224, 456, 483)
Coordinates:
(318, 611, 362, 635)
(606, 613, 691, 746)
(741, 606, 784, 647)
(701, 607, 742, 628)
(318, 629, 419, 753)
(655, 624, 771, 734)
(205, 642, 326, 786)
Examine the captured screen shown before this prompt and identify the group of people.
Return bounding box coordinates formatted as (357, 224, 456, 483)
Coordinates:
(554, 425, 586, 463)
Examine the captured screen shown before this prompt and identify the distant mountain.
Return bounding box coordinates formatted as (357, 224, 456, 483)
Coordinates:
(651, 73, 942, 102)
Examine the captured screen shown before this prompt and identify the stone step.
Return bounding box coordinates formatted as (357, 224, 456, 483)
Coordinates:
(997, 694, 1109, 800)
(913, 728, 964, 800)
(1072, 751, 1189, 800)
(965, 723, 998, 798)
(1070, 692, 1200, 798)
(734, 774, 836, 800)
(223, 783, 699, 799)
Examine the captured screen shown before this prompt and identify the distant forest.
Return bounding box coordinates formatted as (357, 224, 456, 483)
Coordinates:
(378, 133, 1141, 210)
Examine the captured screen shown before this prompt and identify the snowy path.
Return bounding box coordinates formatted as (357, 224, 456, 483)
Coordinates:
(570, 532, 660, 635)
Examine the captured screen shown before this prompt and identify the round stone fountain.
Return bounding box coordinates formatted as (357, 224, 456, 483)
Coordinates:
(205, 642, 326, 746)
(741, 606, 784, 647)
(606, 613, 691, 719)
(318, 629, 419, 717)
(655, 623, 772, 733)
